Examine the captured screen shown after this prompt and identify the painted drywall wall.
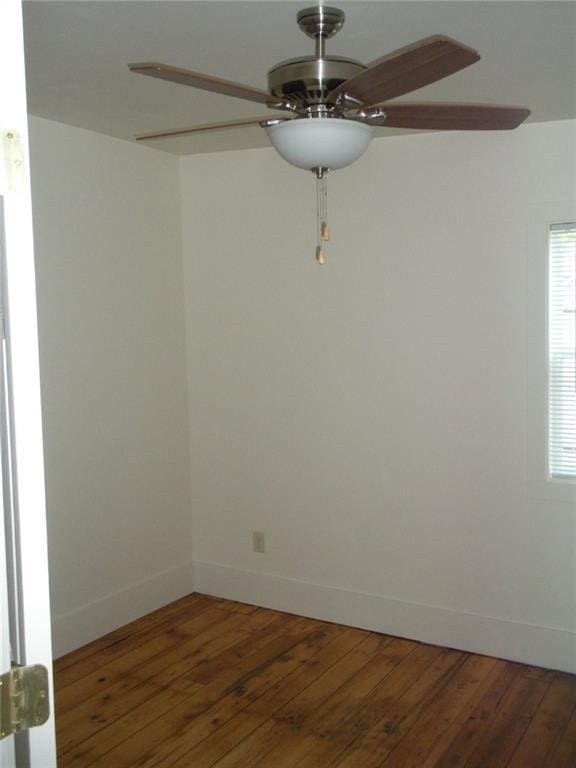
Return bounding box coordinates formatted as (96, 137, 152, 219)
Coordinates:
(29, 116, 193, 655)
(181, 120, 576, 671)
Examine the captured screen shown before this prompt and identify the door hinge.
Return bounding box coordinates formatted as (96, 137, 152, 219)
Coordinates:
(0, 664, 50, 740)
(0, 130, 26, 195)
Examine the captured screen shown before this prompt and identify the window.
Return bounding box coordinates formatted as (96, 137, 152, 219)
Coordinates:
(548, 222, 576, 479)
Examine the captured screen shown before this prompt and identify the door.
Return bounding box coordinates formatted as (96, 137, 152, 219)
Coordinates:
(0, 0, 57, 766)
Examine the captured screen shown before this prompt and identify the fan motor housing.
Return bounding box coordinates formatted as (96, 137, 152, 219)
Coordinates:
(268, 56, 365, 108)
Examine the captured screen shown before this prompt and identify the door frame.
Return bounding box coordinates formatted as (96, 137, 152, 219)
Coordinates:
(0, 0, 57, 765)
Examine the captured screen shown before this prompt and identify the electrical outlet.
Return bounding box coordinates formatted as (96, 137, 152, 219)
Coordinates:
(252, 531, 265, 553)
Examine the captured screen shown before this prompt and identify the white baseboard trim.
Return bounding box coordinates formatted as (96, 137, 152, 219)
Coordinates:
(52, 559, 195, 657)
(193, 560, 576, 674)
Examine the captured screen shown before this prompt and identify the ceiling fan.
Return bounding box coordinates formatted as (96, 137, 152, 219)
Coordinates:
(129, 5, 530, 265)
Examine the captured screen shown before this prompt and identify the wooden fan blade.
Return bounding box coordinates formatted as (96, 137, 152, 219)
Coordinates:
(379, 103, 531, 130)
(135, 116, 290, 141)
(329, 36, 480, 106)
(128, 62, 270, 104)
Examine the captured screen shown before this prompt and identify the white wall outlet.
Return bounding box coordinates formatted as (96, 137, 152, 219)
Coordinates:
(252, 531, 265, 553)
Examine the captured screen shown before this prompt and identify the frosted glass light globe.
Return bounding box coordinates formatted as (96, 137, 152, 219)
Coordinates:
(266, 118, 374, 171)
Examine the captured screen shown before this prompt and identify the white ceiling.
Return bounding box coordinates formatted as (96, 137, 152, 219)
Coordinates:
(23, 1, 576, 156)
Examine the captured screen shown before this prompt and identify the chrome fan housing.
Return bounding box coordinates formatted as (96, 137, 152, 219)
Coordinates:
(267, 56, 366, 110)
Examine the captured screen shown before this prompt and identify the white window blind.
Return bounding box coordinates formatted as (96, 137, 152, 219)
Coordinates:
(548, 222, 576, 479)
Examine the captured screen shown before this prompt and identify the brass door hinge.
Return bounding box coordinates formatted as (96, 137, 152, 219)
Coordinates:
(0, 130, 25, 195)
(0, 664, 50, 740)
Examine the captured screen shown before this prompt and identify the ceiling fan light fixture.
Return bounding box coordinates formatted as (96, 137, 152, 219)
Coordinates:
(129, 4, 530, 265)
(265, 118, 374, 171)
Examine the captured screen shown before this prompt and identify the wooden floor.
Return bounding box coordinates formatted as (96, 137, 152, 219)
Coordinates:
(54, 593, 576, 767)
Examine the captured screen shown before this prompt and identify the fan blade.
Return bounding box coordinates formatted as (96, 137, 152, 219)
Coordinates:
(329, 36, 480, 106)
(135, 116, 290, 141)
(129, 62, 270, 104)
(379, 103, 531, 130)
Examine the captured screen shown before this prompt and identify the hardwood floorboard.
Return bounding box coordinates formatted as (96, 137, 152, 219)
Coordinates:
(333, 647, 466, 767)
(54, 593, 576, 768)
(506, 674, 576, 767)
(432, 661, 520, 767)
(133, 623, 348, 768)
(168, 627, 367, 768)
(59, 609, 302, 767)
(545, 703, 576, 767)
(329, 643, 448, 765)
(57, 605, 232, 714)
(461, 674, 550, 767)
(57, 607, 269, 758)
(53, 593, 205, 675)
(377, 654, 499, 767)
(83, 615, 321, 767)
(204, 632, 384, 768)
(55, 593, 212, 689)
(240, 636, 418, 768)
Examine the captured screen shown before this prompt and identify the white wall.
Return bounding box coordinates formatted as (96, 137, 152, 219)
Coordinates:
(29, 115, 575, 670)
(29, 117, 193, 656)
(181, 120, 576, 672)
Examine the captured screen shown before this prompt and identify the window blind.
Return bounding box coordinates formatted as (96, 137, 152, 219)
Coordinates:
(549, 222, 576, 479)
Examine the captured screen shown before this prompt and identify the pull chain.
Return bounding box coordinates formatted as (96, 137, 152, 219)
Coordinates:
(322, 172, 330, 243)
(315, 168, 329, 265)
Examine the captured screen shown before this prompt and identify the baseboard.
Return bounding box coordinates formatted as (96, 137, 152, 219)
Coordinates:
(193, 560, 576, 674)
(52, 559, 195, 657)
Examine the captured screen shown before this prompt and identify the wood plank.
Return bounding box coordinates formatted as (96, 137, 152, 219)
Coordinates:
(209, 633, 391, 768)
(322, 642, 438, 735)
(254, 637, 418, 767)
(461, 674, 550, 767)
(56, 608, 247, 756)
(389, 656, 504, 768)
(58, 610, 300, 767)
(545, 704, 576, 767)
(315, 643, 448, 766)
(507, 674, 576, 767)
(251, 637, 417, 768)
(168, 626, 369, 768)
(184, 613, 306, 687)
(207, 597, 260, 614)
(380, 654, 500, 767)
(53, 592, 203, 672)
(118, 622, 350, 768)
(53, 592, 204, 673)
(432, 660, 520, 768)
(56, 604, 232, 714)
(53, 594, 576, 768)
(521, 664, 561, 683)
(55, 593, 213, 689)
(333, 646, 465, 768)
(83, 616, 322, 767)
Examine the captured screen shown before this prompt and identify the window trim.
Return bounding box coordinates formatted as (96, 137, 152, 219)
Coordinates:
(547, 221, 576, 482)
(527, 201, 576, 503)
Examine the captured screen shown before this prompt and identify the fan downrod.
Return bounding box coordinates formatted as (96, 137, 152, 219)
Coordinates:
(298, 6, 345, 58)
